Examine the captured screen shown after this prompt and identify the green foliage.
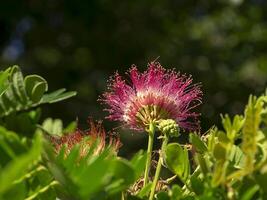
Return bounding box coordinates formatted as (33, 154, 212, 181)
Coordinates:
(165, 93, 267, 199)
(189, 133, 208, 154)
(0, 66, 76, 118)
(0, 68, 10, 95)
(164, 143, 190, 182)
(43, 137, 146, 200)
(242, 96, 262, 174)
(41, 118, 77, 136)
(0, 131, 43, 200)
(141, 91, 267, 200)
(2, 64, 267, 199)
(0, 66, 77, 200)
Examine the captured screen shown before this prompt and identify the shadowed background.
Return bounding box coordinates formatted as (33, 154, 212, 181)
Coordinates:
(1, 0, 267, 155)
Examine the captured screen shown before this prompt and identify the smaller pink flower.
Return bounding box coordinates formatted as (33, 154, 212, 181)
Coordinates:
(101, 61, 202, 131)
(50, 119, 121, 157)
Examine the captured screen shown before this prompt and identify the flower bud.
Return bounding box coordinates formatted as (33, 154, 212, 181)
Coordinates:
(158, 119, 180, 137)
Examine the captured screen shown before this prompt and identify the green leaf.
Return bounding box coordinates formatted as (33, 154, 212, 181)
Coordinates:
(28, 167, 56, 200)
(190, 176, 204, 195)
(0, 132, 43, 196)
(77, 157, 111, 198)
(0, 66, 76, 118)
(41, 90, 77, 104)
(3, 88, 17, 110)
(164, 143, 190, 181)
(240, 185, 259, 200)
(11, 66, 28, 104)
(127, 195, 143, 200)
(2, 181, 26, 200)
(24, 75, 48, 101)
(211, 160, 228, 187)
(0, 67, 11, 95)
(221, 114, 244, 141)
(255, 173, 267, 197)
(0, 126, 27, 164)
(106, 159, 136, 194)
(63, 121, 77, 134)
(242, 95, 262, 174)
(170, 185, 182, 200)
(189, 133, 208, 153)
(31, 81, 48, 103)
(39, 88, 66, 102)
(213, 143, 227, 160)
(137, 182, 152, 198)
(195, 153, 209, 175)
(156, 191, 170, 200)
(228, 145, 245, 169)
(2, 109, 41, 136)
(42, 118, 63, 136)
(130, 150, 147, 180)
(0, 93, 13, 114)
(217, 131, 230, 144)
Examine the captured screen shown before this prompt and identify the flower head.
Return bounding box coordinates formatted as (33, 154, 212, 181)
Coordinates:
(50, 119, 121, 157)
(101, 62, 202, 131)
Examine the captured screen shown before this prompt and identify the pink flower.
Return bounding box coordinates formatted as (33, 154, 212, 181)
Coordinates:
(50, 119, 121, 157)
(101, 62, 202, 131)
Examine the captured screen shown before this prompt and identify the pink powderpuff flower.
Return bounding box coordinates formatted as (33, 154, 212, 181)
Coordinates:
(101, 61, 202, 132)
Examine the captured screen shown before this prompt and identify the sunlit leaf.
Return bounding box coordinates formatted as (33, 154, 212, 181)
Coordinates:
(164, 143, 190, 181)
(189, 133, 208, 153)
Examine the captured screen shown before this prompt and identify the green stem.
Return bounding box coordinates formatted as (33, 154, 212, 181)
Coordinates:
(121, 191, 125, 200)
(164, 175, 177, 184)
(13, 165, 46, 184)
(144, 123, 155, 187)
(149, 136, 168, 200)
(25, 180, 58, 200)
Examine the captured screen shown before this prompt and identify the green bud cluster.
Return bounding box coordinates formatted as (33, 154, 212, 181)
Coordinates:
(157, 119, 180, 137)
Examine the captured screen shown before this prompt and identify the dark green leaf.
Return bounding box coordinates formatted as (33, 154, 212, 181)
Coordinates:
(156, 192, 170, 200)
(24, 75, 48, 100)
(170, 185, 182, 200)
(0, 132, 42, 195)
(213, 143, 227, 160)
(41, 89, 77, 104)
(190, 176, 204, 195)
(12, 66, 28, 104)
(31, 81, 48, 103)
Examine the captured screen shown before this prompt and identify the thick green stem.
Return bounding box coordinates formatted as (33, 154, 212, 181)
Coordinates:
(121, 192, 125, 200)
(144, 123, 155, 187)
(149, 136, 168, 200)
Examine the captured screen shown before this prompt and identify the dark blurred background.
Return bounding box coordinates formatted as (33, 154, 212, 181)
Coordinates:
(1, 0, 267, 154)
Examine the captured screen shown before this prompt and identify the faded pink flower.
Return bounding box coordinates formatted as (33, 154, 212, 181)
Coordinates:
(101, 62, 202, 131)
(50, 119, 121, 157)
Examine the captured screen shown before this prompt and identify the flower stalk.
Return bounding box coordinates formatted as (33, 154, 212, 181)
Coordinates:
(149, 134, 168, 200)
(144, 122, 155, 186)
